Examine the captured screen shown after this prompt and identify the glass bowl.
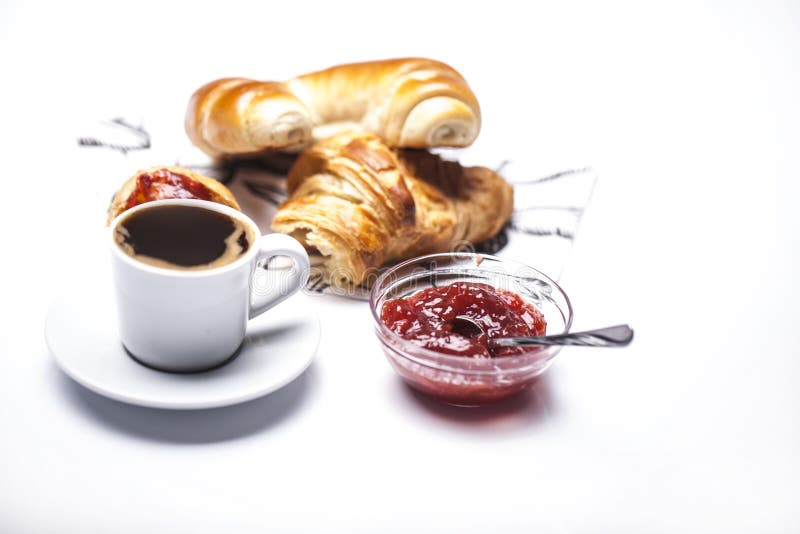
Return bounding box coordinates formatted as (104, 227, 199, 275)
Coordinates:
(369, 253, 573, 406)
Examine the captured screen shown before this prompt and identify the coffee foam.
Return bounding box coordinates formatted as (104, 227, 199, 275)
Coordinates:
(115, 215, 256, 271)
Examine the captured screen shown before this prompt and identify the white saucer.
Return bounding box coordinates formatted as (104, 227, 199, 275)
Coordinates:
(45, 285, 319, 410)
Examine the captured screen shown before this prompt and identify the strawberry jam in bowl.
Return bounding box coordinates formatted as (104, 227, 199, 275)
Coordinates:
(370, 253, 572, 406)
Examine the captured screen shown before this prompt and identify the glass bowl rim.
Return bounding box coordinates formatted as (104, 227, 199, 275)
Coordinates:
(368, 252, 574, 373)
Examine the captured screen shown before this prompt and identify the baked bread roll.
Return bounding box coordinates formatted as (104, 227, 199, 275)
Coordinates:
(271, 132, 513, 288)
(107, 166, 240, 225)
(186, 58, 481, 157)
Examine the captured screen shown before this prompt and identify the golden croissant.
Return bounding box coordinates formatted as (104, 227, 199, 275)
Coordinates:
(271, 132, 513, 288)
(185, 58, 481, 157)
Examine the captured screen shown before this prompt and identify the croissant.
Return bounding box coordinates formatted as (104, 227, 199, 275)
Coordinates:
(107, 166, 240, 225)
(271, 132, 513, 288)
(185, 58, 481, 158)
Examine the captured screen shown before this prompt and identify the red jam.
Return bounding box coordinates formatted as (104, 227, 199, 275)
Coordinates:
(380, 282, 547, 358)
(125, 169, 214, 210)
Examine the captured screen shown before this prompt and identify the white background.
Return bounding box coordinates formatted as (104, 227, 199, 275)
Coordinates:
(1, 1, 799, 532)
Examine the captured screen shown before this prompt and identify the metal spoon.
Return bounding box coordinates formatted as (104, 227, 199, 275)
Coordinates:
(452, 316, 634, 348)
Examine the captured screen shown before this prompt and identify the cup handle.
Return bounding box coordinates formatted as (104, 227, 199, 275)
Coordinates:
(249, 233, 310, 319)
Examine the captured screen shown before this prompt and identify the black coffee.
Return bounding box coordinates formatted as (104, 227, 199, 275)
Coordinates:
(115, 205, 252, 269)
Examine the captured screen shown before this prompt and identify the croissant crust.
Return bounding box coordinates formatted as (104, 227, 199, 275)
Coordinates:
(185, 58, 481, 157)
(272, 132, 513, 288)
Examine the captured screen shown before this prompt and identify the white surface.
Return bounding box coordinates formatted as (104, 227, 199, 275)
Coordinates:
(1, 1, 799, 533)
(46, 282, 319, 409)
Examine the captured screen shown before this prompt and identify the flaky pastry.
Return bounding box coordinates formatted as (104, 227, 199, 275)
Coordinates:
(185, 58, 481, 157)
(106, 166, 240, 225)
(271, 132, 513, 288)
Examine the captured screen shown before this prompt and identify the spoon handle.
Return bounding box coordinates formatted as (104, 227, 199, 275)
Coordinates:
(491, 325, 634, 348)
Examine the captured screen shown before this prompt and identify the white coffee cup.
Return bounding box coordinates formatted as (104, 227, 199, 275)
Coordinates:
(109, 199, 310, 372)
